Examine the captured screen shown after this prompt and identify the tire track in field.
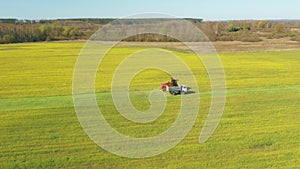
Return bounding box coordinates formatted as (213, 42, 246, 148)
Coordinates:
(0, 84, 299, 111)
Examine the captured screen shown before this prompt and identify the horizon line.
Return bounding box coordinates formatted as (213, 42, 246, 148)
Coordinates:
(1, 17, 300, 22)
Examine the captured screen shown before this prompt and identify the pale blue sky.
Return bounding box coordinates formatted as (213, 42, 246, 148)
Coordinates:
(1, 0, 299, 21)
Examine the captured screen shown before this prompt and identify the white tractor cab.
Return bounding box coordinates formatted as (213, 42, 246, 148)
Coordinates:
(160, 78, 190, 95)
(169, 84, 189, 95)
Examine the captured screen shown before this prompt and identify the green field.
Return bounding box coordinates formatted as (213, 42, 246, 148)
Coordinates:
(0, 42, 299, 168)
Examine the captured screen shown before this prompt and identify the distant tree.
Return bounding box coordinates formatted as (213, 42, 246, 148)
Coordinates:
(243, 25, 251, 31)
(273, 23, 285, 33)
(63, 26, 72, 37)
(69, 27, 84, 39)
(257, 20, 267, 29)
(227, 24, 234, 31)
(2, 34, 14, 43)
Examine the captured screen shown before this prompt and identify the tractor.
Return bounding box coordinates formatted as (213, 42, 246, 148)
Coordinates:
(160, 78, 190, 95)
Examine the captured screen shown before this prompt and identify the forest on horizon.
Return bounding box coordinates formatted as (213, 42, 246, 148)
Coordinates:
(1, 18, 300, 44)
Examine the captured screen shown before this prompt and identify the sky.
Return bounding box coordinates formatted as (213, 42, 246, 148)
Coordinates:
(1, 0, 299, 21)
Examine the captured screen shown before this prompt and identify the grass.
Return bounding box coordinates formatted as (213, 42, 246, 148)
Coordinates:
(0, 42, 299, 168)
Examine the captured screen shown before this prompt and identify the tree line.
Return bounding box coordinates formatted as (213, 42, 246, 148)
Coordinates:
(197, 20, 300, 42)
(1, 18, 300, 44)
(0, 23, 85, 43)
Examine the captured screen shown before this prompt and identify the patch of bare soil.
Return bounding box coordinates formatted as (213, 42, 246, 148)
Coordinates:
(116, 38, 300, 53)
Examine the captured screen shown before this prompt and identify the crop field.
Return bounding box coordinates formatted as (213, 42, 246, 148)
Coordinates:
(0, 42, 299, 168)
